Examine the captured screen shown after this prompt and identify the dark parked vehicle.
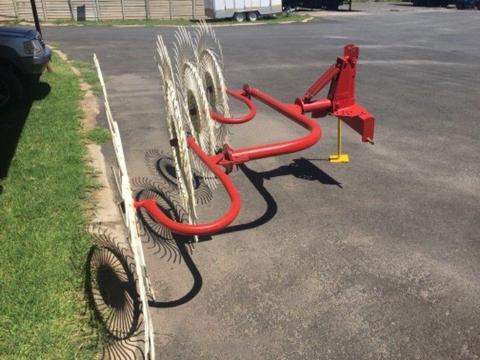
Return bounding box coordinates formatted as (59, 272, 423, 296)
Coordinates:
(455, 0, 480, 9)
(283, 0, 350, 11)
(0, 27, 51, 110)
(412, 0, 450, 6)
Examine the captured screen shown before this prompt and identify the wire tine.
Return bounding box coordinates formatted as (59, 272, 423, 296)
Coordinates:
(194, 22, 230, 149)
(155, 33, 198, 226)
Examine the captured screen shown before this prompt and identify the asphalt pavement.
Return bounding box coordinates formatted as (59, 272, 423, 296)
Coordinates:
(45, 3, 480, 358)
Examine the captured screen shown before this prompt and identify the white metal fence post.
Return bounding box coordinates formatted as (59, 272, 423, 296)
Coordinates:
(11, 0, 18, 18)
(92, 0, 101, 21)
(66, 0, 74, 20)
(145, 0, 150, 19)
(40, 0, 47, 20)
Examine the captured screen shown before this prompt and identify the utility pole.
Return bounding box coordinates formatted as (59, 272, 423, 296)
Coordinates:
(30, 0, 42, 35)
(30, 0, 52, 72)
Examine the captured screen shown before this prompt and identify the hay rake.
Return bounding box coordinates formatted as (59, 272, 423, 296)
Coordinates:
(134, 23, 375, 237)
(94, 22, 375, 359)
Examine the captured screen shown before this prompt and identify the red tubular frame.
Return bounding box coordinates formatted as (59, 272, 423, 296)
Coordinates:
(134, 89, 322, 236)
(299, 99, 332, 114)
(218, 85, 321, 165)
(134, 136, 241, 236)
(134, 44, 375, 237)
(210, 89, 256, 124)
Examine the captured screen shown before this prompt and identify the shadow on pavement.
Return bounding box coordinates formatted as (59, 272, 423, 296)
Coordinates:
(263, 157, 342, 187)
(0, 82, 51, 180)
(218, 158, 341, 236)
(296, 7, 362, 12)
(131, 177, 203, 308)
(148, 235, 203, 308)
(84, 225, 144, 360)
(215, 163, 278, 236)
(132, 157, 340, 307)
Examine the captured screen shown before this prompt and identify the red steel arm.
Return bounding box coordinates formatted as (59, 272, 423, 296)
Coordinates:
(210, 89, 257, 124)
(134, 136, 241, 236)
(219, 85, 322, 165)
(297, 98, 332, 117)
(302, 65, 340, 103)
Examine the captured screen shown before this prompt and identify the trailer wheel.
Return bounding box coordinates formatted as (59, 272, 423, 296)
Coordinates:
(247, 11, 259, 21)
(233, 12, 246, 22)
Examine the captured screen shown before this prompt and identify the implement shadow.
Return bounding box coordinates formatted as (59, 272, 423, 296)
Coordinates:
(135, 157, 340, 307)
(263, 157, 342, 187)
(216, 157, 341, 236)
(148, 234, 203, 308)
(131, 177, 203, 309)
(84, 225, 145, 359)
(0, 82, 51, 180)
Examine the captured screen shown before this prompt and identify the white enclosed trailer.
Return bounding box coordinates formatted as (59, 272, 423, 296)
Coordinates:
(204, 0, 283, 22)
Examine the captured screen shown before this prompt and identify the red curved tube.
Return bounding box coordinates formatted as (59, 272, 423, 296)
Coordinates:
(210, 89, 256, 124)
(224, 86, 322, 163)
(134, 136, 241, 236)
(300, 99, 332, 114)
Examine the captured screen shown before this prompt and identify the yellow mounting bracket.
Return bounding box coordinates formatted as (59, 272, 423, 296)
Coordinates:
(329, 118, 350, 163)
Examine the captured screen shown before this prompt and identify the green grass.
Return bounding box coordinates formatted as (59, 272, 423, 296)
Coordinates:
(52, 17, 194, 26)
(74, 13, 313, 26)
(71, 60, 101, 94)
(70, 60, 111, 145)
(0, 54, 98, 359)
(85, 127, 111, 144)
(1, 13, 314, 27)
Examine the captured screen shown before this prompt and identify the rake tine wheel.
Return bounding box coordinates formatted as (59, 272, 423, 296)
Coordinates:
(156, 35, 198, 228)
(143, 149, 214, 206)
(85, 225, 144, 359)
(94, 55, 155, 360)
(196, 20, 224, 66)
(194, 21, 231, 148)
(173, 27, 219, 190)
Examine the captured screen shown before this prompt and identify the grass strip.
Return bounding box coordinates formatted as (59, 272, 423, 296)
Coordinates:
(86, 127, 111, 144)
(0, 54, 97, 359)
(1, 13, 315, 27)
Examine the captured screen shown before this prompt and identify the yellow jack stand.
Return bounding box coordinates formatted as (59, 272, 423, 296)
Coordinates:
(329, 118, 350, 163)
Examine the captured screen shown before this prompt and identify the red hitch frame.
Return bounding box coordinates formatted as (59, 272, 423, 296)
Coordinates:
(134, 44, 375, 236)
(210, 89, 257, 124)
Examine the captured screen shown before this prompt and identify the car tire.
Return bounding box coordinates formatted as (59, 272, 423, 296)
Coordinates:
(456, 1, 465, 8)
(233, 12, 246, 22)
(247, 11, 259, 21)
(0, 68, 23, 111)
(22, 73, 41, 85)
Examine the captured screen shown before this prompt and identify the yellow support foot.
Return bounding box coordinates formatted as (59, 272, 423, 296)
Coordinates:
(330, 118, 349, 163)
(329, 153, 350, 163)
